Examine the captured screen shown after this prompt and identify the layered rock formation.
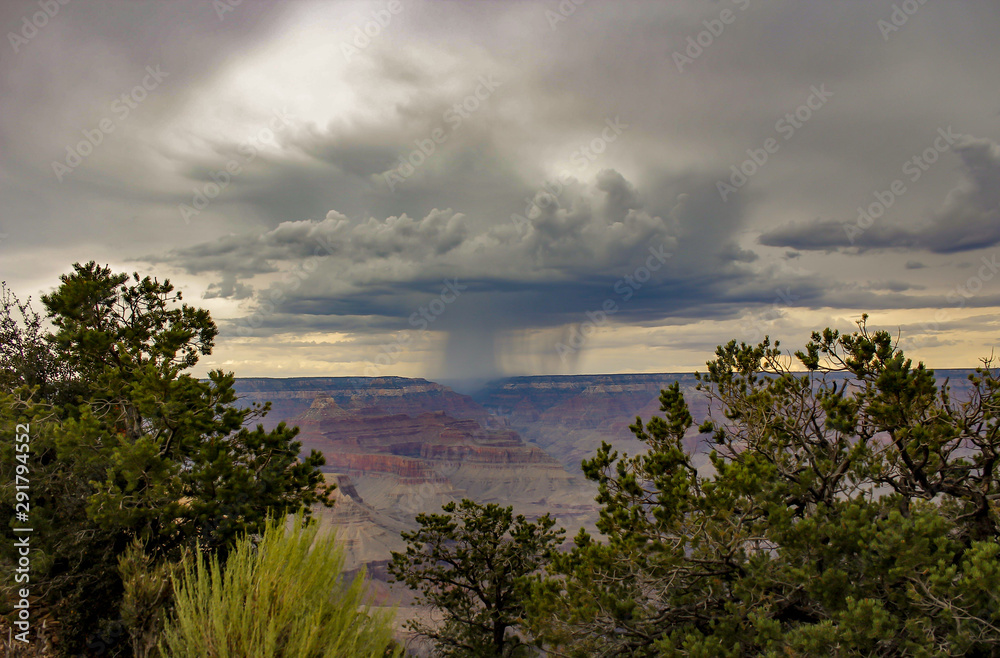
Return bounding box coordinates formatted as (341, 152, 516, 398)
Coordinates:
(310, 473, 409, 573)
(471, 370, 984, 474)
(233, 376, 488, 431)
(473, 374, 707, 473)
(287, 394, 597, 570)
(238, 369, 983, 644)
(232, 370, 985, 581)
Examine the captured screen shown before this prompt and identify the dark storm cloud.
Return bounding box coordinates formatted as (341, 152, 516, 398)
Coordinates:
(759, 219, 919, 253)
(3, 0, 1000, 376)
(920, 139, 1000, 253)
(162, 168, 834, 346)
(759, 137, 1000, 254)
(149, 207, 468, 275)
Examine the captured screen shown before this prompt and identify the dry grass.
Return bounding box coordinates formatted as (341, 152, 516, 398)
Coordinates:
(1, 618, 57, 656)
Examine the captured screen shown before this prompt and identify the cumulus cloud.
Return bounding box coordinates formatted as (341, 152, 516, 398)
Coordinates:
(153, 169, 835, 379)
(156, 169, 682, 291)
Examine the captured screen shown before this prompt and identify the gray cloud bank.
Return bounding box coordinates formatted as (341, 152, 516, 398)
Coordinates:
(2, 0, 1000, 378)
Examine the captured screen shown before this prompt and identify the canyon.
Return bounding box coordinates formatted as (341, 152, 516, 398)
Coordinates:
(234, 369, 979, 572)
(234, 376, 612, 572)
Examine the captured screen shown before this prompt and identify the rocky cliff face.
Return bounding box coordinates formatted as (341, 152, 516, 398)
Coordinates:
(233, 374, 710, 560)
(310, 473, 409, 573)
(473, 374, 708, 473)
(288, 394, 597, 570)
(471, 371, 981, 475)
(237, 370, 983, 582)
(233, 374, 701, 476)
(233, 376, 489, 431)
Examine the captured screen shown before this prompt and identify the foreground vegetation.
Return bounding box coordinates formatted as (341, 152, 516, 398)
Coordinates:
(388, 500, 563, 656)
(526, 318, 1000, 656)
(397, 318, 1000, 656)
(3, 263, 999, 657)
(163, 512, 398, 657)
(0, 264, 340, 655)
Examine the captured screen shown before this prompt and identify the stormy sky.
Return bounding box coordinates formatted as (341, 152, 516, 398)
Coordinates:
(1, 0, 999, 384)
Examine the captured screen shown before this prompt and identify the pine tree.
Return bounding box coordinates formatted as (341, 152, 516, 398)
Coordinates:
(530, 317, 1000, 656)
(389, 499, 564, 657)
(0, 263, 332, 655)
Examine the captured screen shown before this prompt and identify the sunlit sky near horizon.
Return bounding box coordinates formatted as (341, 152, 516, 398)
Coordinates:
(1, 0, 999, 383)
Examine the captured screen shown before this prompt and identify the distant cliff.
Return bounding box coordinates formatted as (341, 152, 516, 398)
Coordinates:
(229, 369, 982, 611)
(234, 370, 979, 477)
(259, 390, 598, 571)
(472, 373, 707, 473)
(233, 376, 488, 430)
(470, 370, 979, 473)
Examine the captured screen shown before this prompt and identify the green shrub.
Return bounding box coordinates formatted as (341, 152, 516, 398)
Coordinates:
(161, 514, 400, 658)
